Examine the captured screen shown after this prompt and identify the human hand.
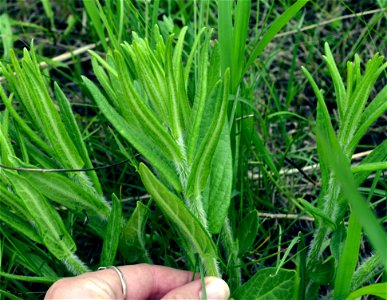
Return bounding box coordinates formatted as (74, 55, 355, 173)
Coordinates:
(44, 264, 230, 299)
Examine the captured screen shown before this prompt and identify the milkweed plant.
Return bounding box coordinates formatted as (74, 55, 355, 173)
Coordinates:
(0, 1, 386, 299)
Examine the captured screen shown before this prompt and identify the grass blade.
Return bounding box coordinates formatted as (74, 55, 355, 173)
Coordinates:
(82, 0, 108, 51)
(0, 14, 13, 59)
(347, 283, 387, 300)
(231, 0, 251, 91)
(333, 213, 362, 297)
(40, 0, 55, 29)
(244, 0, 310, 77)
(218, 0, 233, 73)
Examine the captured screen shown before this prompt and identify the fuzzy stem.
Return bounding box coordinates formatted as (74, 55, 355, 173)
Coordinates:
(202, 256, 220, 277)
(221, 218, 241, 288)
(62, 253, 90, 275)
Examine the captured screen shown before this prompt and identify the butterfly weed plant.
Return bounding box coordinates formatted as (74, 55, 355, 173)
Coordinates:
(301, 43, 387, 299)
(0, 0, 386, 299)
(0, 46, 111, 275)
(83, 26, 232, 277)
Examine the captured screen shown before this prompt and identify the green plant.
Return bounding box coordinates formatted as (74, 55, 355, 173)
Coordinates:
(83, 26, 231, 277)
(302, 42, 386, 299)
(0, 47, 110, 275)
(0, 1, 385, 299)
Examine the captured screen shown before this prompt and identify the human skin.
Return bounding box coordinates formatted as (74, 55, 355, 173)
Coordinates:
(44, 264, 230, 300)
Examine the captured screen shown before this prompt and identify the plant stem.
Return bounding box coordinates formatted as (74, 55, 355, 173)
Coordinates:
(221, 217, 241, 288)
(62, 253, 90, 275)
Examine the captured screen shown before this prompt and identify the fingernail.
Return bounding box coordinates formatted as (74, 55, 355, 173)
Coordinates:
(200, 277, 230, 300)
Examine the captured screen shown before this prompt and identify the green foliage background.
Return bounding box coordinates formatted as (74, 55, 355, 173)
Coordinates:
(0, 0, 386, 299)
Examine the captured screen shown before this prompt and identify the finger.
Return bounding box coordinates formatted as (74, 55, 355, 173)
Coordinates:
(118, 264, 197, 299)
(45, 274, 118, 299)
(161, 276, 230, 300)
(45, 264, 199, 299)
(45, 264, 226, 300)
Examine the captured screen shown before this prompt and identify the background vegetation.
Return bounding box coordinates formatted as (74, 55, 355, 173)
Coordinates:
(0, 0, 386, 299)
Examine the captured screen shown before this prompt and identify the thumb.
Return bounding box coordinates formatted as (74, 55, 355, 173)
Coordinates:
(161, 276, 230, 300)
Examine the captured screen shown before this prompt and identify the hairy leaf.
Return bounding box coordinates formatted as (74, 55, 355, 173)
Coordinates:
(119, 201, 150, 263)
(100, 194, 122, 266)
(233, 268, 296, 300)
(139, 163, 219, 276)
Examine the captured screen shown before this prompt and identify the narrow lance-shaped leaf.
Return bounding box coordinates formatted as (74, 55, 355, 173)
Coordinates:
(0, 184, 31, 219)
(125, 38, 169, 124)
(207, 42, 222, 94)
(114, 51, 183, 162)
(186, 30, 211, 164)
(165, 35, 183, 139)
(5, 171, 77, 261)
(186, 69, 230, 198)
(0, 88, 52, 155)
(100, 194, 122, 266)
(172, 26, 188, 77)
(152, 25, 166, 63)
(166, 28, 191, 131)
(351, 161, 387, 173)
(54, 83, 102, 195)
(82, 76, 182, 192)
(204, 121, 233, 234)
(20, 49, 85, 170)
(22, 172, 110, 220)
(89, 50, 118, 77)
(298, 198, 336, 230)
(90, 55, 119, 107)
(5, 50, 44, 132)
(349, 85, 387, 151)
(95, 0, 119, 49)
(323, 43, 347, 123)
(139, 163, 219, 276)
(183, 27, 206, 89)
(353, 141, 387, 186)
(302, 66, 335, 197)
(340, 56, 386, 145)
(0, 205, 42, 244)
(0, 118, 18, 167)
(351, 254, 383, 291)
